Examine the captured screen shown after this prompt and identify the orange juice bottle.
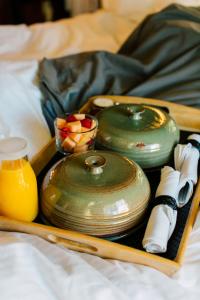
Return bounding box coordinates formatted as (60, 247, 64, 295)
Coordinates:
(0, 137, 38, 222)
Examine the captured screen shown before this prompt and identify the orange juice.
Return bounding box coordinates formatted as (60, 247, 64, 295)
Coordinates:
(0, 158, 38, 221)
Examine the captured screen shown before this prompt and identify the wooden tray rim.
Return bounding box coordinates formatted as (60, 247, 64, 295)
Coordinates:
(1, 96, 200, 276)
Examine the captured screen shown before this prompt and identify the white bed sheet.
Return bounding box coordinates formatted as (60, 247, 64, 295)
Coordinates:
(0, 212, 200, 300)
(0, 10, 136, 159)
(0, 7, 200, 300)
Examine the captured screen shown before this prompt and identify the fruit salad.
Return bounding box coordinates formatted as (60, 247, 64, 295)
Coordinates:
(54, 113, 98, 154)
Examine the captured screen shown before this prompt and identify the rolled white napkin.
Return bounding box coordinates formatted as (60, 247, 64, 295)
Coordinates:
(188, 134, 200, 145)
(174, 134, 200, 207)
(142, 166, 180, 253)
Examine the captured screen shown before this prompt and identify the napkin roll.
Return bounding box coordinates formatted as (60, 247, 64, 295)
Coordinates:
(188, 139, 200, 152)
(188, 134, 200, 152)
(153, 195, 177, 210)
(142, 167, 179, 253)
(143, 135, 200, 254)
(174, 134, 200, 207)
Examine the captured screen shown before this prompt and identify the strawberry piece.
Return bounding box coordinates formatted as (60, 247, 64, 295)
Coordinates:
(66, 114, 77, 122)
(60, 127, 70, 139)
(81, 118, 92, 129)
(87, 139, 94, 145)
(60, 132, 68, 139)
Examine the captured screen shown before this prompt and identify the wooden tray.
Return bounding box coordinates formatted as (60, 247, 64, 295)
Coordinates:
(1, 96, 200, 276)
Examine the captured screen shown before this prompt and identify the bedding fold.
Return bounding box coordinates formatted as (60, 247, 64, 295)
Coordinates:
(39, 4, 200, 133)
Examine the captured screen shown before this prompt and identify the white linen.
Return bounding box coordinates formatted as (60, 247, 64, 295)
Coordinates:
(0, 10, 136, 159)
(0, 7, 200, 300)
(174, 139, 200, 207)
(143, 166, 179, 253)
(0, 11, 135, 61)
(0, 60, 51, 159)
(1, 212, 200, 300)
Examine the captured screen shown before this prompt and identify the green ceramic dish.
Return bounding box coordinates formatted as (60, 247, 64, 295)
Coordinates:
(41, 150, 150, 237)
(96, 104, 180, 169)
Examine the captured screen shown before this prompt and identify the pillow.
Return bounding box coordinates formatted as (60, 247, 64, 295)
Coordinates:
(101, 0, 200, 18)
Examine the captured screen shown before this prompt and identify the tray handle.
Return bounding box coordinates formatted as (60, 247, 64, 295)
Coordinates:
(0, 216, 98, 254)
(47, 234, 98, 253)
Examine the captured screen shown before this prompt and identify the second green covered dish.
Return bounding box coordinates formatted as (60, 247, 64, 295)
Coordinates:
(96, 104, 180, 169)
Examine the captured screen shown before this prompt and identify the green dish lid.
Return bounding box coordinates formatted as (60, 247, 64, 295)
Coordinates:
(41, 150, 150, 236)
(96, 104, 180, 169)
(47, 150, 136, 192)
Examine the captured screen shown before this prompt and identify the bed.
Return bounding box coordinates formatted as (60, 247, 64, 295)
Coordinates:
(0, 1, 200, 299)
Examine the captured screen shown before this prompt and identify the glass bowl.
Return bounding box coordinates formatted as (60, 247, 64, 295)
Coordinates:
(54, 113, 98, 155)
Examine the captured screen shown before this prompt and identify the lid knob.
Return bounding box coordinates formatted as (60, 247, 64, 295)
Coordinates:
(85, 155, 106, 175)
(127, 106, 145, 120)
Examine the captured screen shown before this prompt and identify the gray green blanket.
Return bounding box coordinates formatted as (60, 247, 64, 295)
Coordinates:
(39, 4, 200, 133)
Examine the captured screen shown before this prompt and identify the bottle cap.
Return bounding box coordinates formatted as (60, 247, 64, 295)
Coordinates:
(0, 137, 28, 161)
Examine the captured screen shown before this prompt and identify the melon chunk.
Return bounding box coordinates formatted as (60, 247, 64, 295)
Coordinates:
(78, 131, 94, 146)
(81, 126, 90, 133)
(56, 118, 67, 129)
(67, 121, 82, 133)
(91, 119, 97, 129)
(73, 144, 88, 153)
(62, 137, 76, 151)
(73, 114, 85, 121)
(69, 132, 82, 143)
